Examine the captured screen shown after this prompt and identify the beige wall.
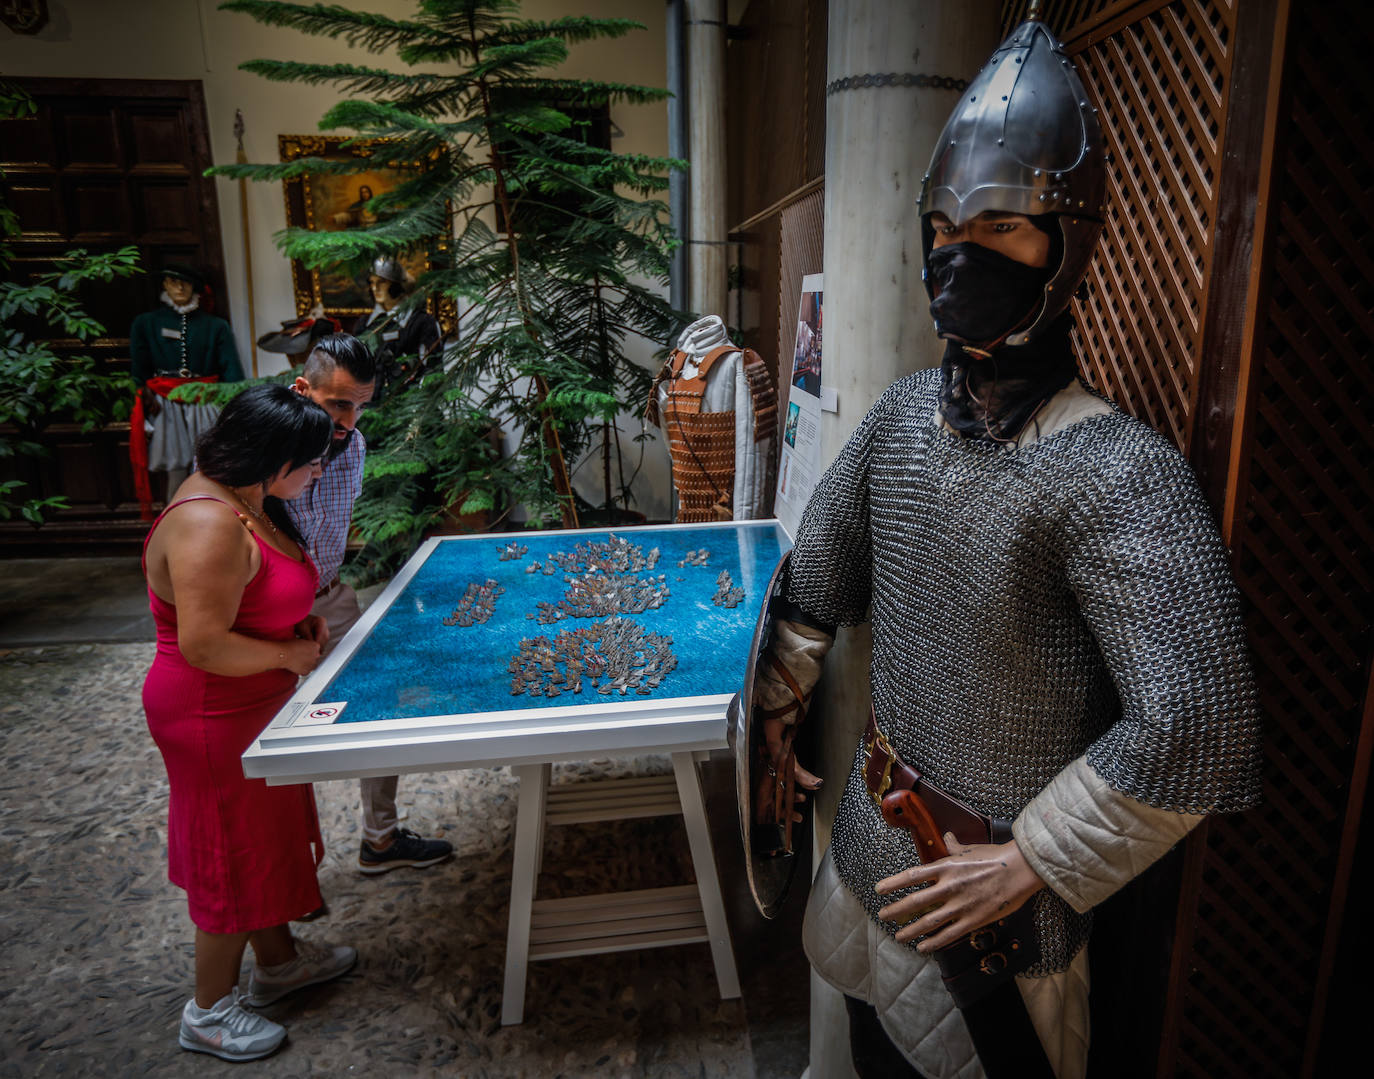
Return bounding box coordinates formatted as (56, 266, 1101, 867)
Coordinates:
(0, 0, 673, 517)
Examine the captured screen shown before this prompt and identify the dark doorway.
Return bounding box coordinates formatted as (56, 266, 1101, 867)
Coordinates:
(1, 77, 226, 552)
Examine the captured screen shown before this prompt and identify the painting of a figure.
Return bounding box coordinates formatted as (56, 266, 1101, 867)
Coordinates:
(279, 135, 441, 323)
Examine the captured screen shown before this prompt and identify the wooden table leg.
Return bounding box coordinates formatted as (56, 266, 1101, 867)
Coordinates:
(502, 761, 550, 1025)
(671, 750, 741, 1000)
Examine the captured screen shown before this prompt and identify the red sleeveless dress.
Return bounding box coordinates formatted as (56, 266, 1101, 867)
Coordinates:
(142, 496, 324, 933)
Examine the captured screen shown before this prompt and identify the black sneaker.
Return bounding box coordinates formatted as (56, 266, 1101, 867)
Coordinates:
(358, 827, 453, 875)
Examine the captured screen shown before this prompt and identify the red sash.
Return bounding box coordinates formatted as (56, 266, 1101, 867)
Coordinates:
(130, 375, 219, 520)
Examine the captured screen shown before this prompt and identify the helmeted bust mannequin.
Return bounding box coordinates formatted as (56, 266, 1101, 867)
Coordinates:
(649, 314, 776, 522)
(352, 257, 442, 399)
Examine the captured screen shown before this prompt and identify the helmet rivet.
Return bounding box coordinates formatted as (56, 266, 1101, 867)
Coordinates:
(1033, 169, 1041, 177)
(1079, 199, 1085, 207)
(1080, 100, 1088, 108)
(996, 138, 1004, 145)
(1047, 284, 1054, 290)
(1038, 194, 1046, 202)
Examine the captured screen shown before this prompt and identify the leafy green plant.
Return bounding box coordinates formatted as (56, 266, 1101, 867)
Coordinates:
(0, 247, 144, 523)
(214, 0, 685, 572)
(0, 81, 145, 524)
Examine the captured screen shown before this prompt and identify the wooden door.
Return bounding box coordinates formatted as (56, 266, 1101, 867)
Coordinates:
(0, 77, 226, 552)
(998, 1, 1374, 1075)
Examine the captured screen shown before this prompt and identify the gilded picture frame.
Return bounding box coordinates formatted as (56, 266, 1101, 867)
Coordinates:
(277, 134, 453, 329)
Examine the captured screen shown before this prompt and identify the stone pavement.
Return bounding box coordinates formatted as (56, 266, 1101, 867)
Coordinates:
(0, 559, 810, 1078)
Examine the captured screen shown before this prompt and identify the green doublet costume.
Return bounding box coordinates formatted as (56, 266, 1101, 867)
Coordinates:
(129, 306, 243, 384)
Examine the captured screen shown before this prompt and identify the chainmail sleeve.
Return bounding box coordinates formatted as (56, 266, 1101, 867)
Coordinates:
(785, 379, 910, 625)
(1063, 431, 1262, 814)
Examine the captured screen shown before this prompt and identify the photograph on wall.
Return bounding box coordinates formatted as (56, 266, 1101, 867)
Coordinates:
(278, 135, 448, 323)
(791, 288, 822, 397)
(775, 274, 825, 538)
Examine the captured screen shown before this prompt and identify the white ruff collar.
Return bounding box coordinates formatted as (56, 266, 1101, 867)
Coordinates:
(160, 290, 200, 316)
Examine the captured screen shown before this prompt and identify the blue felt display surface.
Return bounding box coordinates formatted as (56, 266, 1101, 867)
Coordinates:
(320, 523, 790, 724)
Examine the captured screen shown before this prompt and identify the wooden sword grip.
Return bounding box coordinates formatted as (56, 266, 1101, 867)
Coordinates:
(881, 789, 951, 862)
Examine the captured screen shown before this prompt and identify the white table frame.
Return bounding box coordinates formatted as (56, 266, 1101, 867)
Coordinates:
(243, 523, 783, 1022)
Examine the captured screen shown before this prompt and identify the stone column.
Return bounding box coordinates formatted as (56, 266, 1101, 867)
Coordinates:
(686, 0, 727, 318)
(810, 3, 1000, 1075)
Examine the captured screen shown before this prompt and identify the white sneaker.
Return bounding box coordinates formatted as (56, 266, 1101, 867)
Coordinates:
(179, 988, 286, 1061)
(245, 939, 358, 1007)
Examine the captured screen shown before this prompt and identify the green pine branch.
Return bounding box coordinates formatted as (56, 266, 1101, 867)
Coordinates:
(224, 0, 690, 572)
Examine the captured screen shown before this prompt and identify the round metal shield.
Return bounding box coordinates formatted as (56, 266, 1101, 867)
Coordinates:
(727, 549, 803, 919)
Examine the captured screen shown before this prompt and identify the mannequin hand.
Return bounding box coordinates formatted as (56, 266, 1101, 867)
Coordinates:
(295, 614, 329, 648)
(279, 637, 322, 677)
(874, 833, 1043, 952)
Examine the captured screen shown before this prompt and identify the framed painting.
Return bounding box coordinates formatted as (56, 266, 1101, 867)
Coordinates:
(277, 134, 451, 327)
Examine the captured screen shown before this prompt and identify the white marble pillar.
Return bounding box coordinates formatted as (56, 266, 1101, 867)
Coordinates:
(686, 0, 727, 318)
(810, 3, 1001, 1076)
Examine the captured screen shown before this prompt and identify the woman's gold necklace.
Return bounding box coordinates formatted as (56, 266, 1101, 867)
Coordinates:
(232, 489, 279, 537)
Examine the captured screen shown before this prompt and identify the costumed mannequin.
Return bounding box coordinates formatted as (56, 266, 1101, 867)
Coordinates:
(749, 18, 1262, 1079)
(129, 265, 243, 518)
(647, 315, 776, 522)
(352, 257, 442, 400)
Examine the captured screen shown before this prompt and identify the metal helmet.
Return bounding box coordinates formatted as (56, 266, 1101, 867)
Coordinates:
(918, 19, 1107, 345)
(370, 256, 407, 286)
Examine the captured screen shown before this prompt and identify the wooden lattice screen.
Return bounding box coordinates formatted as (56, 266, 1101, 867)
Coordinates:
(1171, 2, 1374, 1074)
(1001, 0, 1238, 450)
(1000, 1, 1374, 1075)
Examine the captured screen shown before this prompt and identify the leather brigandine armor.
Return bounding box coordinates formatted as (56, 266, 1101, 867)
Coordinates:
(649, 345, 777, 523)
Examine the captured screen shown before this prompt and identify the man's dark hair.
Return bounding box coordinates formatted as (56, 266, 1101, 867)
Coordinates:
(195, 384, 332, 541)
(303, 333, 377, 386)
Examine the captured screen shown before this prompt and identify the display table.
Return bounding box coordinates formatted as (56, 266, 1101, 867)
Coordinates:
(243, 520, 789, 1024)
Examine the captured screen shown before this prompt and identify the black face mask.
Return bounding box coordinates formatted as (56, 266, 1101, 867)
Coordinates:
(926, 242, 1052, 349)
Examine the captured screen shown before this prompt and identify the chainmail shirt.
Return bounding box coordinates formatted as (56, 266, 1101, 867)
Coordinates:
(787, 368, 1261, 974)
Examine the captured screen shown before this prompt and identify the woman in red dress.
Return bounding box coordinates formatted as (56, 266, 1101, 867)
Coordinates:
(142, 384, 356, 1061)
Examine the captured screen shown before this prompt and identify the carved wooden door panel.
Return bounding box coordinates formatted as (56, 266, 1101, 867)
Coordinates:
(0, 78, 225, 550)
(998, 2, 1373, 1075)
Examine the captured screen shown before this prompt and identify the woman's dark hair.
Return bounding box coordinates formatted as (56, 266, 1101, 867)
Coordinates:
(196, 384, 332, 541)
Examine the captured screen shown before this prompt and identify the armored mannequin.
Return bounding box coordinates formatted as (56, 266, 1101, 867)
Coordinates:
(128, 265, 243, 515)
(648, 315, 776, 522)
(352, 257, 442, 400)
(753, 19, 1262, 1079)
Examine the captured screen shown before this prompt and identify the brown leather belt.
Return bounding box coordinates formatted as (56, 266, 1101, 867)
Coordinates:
(862, 708, 1012, 845)
(315, 576, 341, 599)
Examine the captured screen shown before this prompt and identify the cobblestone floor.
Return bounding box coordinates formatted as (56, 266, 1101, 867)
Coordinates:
(0, 637, 805, 1078)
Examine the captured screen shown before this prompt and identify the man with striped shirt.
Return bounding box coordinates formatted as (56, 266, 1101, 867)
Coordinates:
(286, 334, 453, 875)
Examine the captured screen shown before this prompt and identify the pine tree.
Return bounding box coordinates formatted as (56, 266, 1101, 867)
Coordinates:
(214, 0, 683, 578)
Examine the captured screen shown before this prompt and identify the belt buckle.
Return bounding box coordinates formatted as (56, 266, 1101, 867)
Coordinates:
(864, 723, 896, 808)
